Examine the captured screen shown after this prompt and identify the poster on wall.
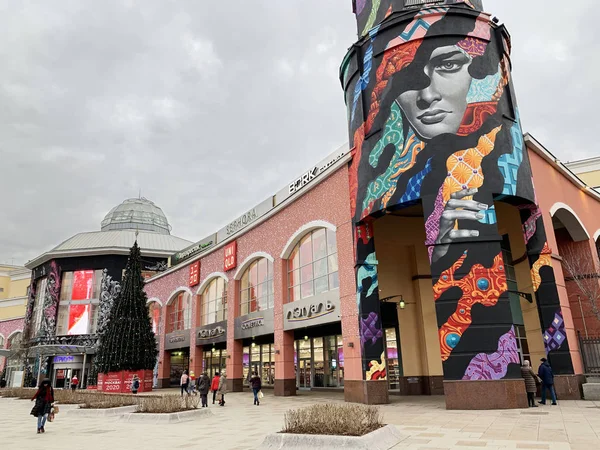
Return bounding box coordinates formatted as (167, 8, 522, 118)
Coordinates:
(71, 270, 94, 300)
(68, 304, 90, 335)
(189, 261, 200, 287)
(224, 241, 237, 271)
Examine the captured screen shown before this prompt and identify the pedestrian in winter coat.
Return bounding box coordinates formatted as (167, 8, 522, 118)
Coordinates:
(71, 375, 79, 391)
(521, 360, 539, 407)
(31, 379, 54, 434)
(180, 370, 190, 397)
(538, 358, 557, 405)
(217, 373, 227, 406)
(131, 375, 140, 394)
(197, 372, 210, 407)
(211, 372, 221, 404)
(250, 371, 262, 406)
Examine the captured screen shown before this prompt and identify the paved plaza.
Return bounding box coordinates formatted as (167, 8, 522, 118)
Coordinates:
(2, 390, 600, 449)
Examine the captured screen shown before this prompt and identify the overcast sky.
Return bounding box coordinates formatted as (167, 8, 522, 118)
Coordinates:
(0, 0, 596, 266)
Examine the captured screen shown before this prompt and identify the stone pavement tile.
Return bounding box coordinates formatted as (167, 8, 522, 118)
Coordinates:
(515, 442, 550, 449)
(418, 432, 446, 437)
(402, 438, 433, 445)
(455, 441, 488, 446)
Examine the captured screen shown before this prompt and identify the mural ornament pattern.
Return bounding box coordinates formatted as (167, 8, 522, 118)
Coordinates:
(462, 326, 520, 380)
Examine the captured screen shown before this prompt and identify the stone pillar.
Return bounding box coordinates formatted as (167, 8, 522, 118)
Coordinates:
(158, 347, 171, 389)
(228, 339, 244, 392)
(190, 344, 203, 379)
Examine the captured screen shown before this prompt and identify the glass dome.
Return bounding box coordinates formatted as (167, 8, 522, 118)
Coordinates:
(101, 198, 171, 234)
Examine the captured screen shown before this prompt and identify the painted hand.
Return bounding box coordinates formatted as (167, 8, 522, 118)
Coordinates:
(432, 188, 488, 262)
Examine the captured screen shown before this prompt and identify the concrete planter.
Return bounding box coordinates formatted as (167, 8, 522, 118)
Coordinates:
(122, 407, 213, 424)
(258, 424, 406, 450)
(66, 405, 138, 417)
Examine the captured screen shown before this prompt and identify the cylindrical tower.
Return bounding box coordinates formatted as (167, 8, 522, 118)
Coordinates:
(342, 0, 576, 407)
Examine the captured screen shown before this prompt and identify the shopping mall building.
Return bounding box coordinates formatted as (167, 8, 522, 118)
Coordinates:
(143, 0, 600, 409)
(17, 0, 600, 409)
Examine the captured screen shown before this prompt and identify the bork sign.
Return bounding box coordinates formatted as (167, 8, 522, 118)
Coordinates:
(224, 241, 237, 271)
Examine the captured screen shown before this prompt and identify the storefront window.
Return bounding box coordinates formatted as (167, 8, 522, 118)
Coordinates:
(243, 344, 275, 386)
(243, 346, 250, 384)
(148, 302, 162, 335)
(240, 258, 274, 315)
(56, 270, 104, 336)
(295, 336, 344, 389)
(200, 278, 227, 326)
(202, 348, 227, 379)
(385, 328, 400, 391)
(169, 351, 189, 386)
(166, 291, 192, 333)
(288, 228, 339, 301)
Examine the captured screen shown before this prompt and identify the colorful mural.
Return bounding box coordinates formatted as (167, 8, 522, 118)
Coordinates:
(343, 2, 574, 381)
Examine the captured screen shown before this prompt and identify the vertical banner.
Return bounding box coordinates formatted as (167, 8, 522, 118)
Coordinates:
(224, 241, 238, 272)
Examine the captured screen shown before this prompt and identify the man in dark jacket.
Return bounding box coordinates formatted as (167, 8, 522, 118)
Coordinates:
(197, 372, 210, 407)
(538, 358, 557, 405)
(250, 371, 262, 406)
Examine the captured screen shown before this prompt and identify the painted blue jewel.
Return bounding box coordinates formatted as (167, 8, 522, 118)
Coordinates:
(446, 333, 460, 349)
(477, 278, 490, 291)
(459, 309, 465, 315)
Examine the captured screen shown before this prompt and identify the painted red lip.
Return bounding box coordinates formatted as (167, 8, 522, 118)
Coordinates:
(418, 110, 451, 125)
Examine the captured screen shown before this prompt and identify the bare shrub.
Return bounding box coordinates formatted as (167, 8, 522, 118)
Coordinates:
(0, 388, 31, 398)
(282, 404, 383, 436)
(136, 394, 200, 413)
(79, 394, 138, 409)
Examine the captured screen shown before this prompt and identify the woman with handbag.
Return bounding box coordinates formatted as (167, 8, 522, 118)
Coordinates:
(521, 360, 539, 408)
(249, 371, 262, 406)
(31, 379, 55, 433)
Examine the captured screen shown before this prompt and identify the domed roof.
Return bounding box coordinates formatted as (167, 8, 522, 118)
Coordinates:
(101, 198, 171, 235)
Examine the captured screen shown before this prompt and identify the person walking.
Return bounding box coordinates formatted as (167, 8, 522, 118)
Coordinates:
(31, 379, 54, 434)
(538, 358, 557, 405)
(217, 372, 227, 406)
(250, 371, 262, 406)
(521, 360, 539, 407)
(70, 374, 79, 391)
(180, 370, 190, 397)
(131, 375, 140, 394)
(211, 372, 220, 404)
(197, 372, 210, 407)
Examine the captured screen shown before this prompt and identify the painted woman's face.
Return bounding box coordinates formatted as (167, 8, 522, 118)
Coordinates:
(398, 45, 473, 140)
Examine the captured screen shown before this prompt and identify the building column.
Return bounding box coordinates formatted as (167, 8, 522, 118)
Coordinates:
(527, 205, 584, 398)
(227, 340, 244, 392)
(274, 329, 296, 396)
(190, 344, 203, 381)
(347, 222, 389, 404)
(158, 347, 170, 389)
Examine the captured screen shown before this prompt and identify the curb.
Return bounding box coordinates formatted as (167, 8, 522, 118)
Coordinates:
(122, 407, 213, 424)
(66, 405, 138, 417)
(258, 424, 407, 450)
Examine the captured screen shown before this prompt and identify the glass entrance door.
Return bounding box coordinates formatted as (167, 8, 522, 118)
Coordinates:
(298, 359, 311, 389)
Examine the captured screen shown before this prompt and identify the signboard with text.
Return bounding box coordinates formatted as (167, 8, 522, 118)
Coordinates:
(171, 234, 216, 266)
(216, 197, 274, 244)
(189, 261, 200, 287)
(164, 331, 191, 350)
(234, 309, 275, 340)
(196, 321, 227, 346)
(283, 289, 341, 331)
(224, 241, 237, 272)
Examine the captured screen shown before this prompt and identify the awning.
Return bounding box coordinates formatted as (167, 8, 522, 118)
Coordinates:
(28, 344, 94, 357)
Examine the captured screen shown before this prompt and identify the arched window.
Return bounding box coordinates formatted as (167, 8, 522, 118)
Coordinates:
(240, 258, 274, 315)
(201, 278, 227, 325)
(0, 335, 4, 348)
(166, 292, 191, 333)
(148, 302, 162, 335)
(288, 228, 339, 301)
(7, 332, 22, 350)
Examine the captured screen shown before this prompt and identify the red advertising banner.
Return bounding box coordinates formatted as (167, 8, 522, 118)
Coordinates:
(68, 304, 90, 335)
(102, 372, 124, 393)
(71, 270, 94, 300)
(189, 261, 200, 287)
(224, 241, 237, 271)
(97, 373, 104, 390)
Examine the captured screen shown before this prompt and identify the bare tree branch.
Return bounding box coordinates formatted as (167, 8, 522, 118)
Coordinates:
(560, 243, 600, 325)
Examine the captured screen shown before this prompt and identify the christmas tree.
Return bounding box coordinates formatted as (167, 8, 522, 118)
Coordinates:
(95, 241, 157, 373)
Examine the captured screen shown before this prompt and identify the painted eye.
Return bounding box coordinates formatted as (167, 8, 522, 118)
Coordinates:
(438, 62, 460, 72)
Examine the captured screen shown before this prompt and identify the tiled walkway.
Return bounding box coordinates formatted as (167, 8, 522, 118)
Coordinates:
(1, 390, 600, 449)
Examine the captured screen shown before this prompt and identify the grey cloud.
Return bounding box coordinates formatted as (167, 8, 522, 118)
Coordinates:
(0, 0, 595, 265)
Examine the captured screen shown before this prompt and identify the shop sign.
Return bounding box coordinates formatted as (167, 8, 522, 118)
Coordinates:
(164, 331, 191, 350)
(224, 241, 237, 272)
(234, 310, 275, 340)
(283, 291, 341, 331)
(53, 355, 75, 364)
(216, 197, 274, 244)
(275, 147, 348, 205)
(171, 234, 216, 266)
(57, 370, 65, 380)
(196, 321, 227, 345)
(189, 261, 200, 287)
